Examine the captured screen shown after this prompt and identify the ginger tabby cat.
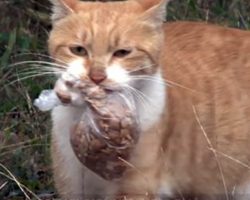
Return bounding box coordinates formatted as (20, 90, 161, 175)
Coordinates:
(49, 0, 250, 199)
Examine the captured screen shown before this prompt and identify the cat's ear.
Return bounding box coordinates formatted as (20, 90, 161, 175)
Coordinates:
(137, 0, 170, 26)
(136, 0, 168, 10)
(50, 0, 78, 23)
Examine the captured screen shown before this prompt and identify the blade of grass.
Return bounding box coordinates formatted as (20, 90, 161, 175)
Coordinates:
(1, 28, 17, 68)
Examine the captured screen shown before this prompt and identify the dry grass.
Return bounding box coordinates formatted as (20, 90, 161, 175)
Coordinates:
(0, 0, 249, 199)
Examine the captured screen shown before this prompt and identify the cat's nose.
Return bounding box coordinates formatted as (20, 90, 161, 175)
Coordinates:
(89, 68, 107, 84)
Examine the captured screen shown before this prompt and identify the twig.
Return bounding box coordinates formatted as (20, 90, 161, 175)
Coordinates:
(192, 105, 229, 200)
(0, 143, 49, 157)
(0, 135, 47, 150)
(208, 148, 250, 170)
(0, 181, 8, 190)
(0, 163, 31, 199)
(0, 163, 41, 200)
(118, 157, 150, 189)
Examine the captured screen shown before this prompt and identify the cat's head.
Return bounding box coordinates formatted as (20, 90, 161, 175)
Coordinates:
(49, 0, 169, 91)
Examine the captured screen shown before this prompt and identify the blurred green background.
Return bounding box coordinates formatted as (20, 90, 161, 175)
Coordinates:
(0, 0, 249, 199)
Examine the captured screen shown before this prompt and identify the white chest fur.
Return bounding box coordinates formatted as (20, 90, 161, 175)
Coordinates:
(137, 72, 167, 132)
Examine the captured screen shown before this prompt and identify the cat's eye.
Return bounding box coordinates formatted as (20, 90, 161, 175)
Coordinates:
(70, 46, 88, 57)
(113, 49, 132, 58)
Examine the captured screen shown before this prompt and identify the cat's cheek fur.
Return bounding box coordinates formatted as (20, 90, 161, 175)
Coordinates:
(65, 59, 86, 79)
(106, 63, 130, 84)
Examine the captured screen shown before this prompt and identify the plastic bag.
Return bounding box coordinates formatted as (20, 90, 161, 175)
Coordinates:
(70, 92, 140, 180)
(34, 77, 140, 180)
(34, 90, 61, 111)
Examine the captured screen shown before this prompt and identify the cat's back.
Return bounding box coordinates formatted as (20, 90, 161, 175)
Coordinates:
(163, 21, 250, 92)
(160, 22, 250, 195)
(162, 21, 250, 109)
(162, 21, 250, 112)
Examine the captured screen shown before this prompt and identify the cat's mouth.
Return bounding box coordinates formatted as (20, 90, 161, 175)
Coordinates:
(55, 72, 125, 106)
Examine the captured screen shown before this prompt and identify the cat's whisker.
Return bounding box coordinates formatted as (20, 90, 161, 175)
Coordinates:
(15, 65, 64, 74)
(9, 60, 66, 67)
(4, 72, 62, 88)
(13, 52, 68, 65)
(131, 75, 190, 91)
(14, 67, 63, 75)
(8, 61, 67, 69)
(193, 105, 229, 200)
(5, 63, 64, 71)
(2, 63, 64, 78)
(130, 76, 171, 86)
(19, 63, 65, 70)
(127, 84, 154, 107)
(5, 68, 62, 82)
(3, 64, 65, 81)
(84, 108, 112, 141)
(122, 84, 151, 111)
(89, 118, 102, 137)
(130, 75, 200, 94)
(117, 92, 135, 113)
(13, 71, 60, 79)
(127, 64, 155, 75)
(123, 83, 152, 102)
(2, 64, 64, 81)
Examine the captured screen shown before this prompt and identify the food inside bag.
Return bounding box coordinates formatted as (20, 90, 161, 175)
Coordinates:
(70, 92, 140, 180)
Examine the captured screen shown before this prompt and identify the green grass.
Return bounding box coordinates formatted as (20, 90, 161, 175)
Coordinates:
(0, 0, 249, 199)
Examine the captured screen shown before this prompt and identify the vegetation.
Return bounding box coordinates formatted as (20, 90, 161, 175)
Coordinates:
(0, 0, 249, 199)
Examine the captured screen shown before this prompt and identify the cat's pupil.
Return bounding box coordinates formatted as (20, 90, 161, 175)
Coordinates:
(70, 46, 88, 56)
(113, 49, 131, 58)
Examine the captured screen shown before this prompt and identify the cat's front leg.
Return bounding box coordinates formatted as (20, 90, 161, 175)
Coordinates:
(51, 106, 85, 199)
(112, 152, 164, 199)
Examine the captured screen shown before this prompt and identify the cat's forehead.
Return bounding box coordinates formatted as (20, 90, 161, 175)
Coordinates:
(74, 1, 144, 18)
(57, 1, 145, 41)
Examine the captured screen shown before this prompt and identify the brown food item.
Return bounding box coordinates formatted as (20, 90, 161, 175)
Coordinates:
(70, 88, 139, 180)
